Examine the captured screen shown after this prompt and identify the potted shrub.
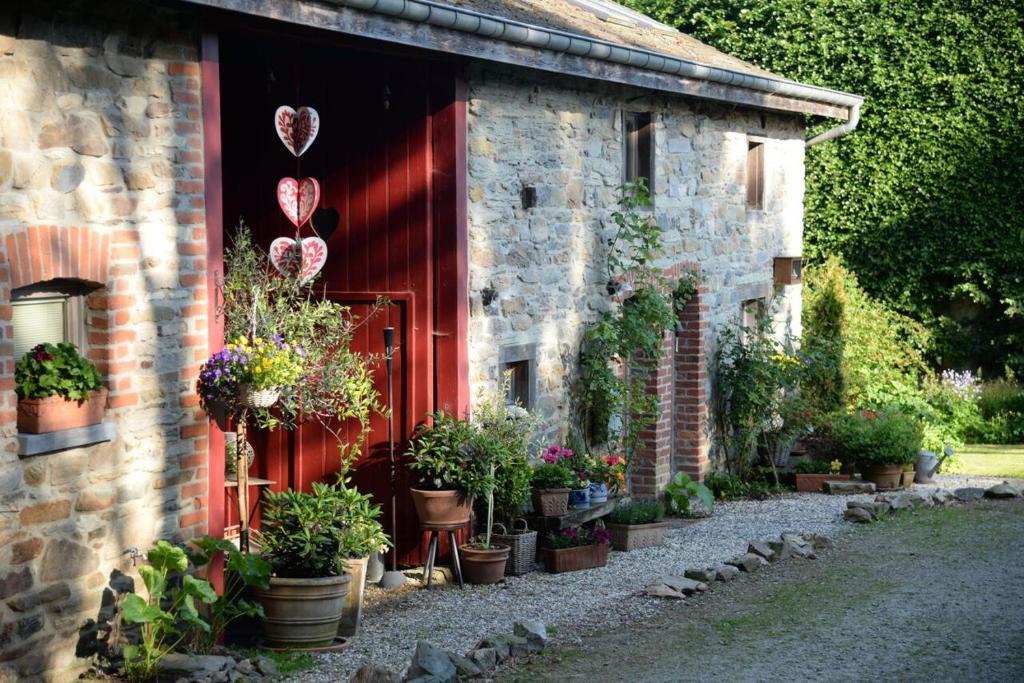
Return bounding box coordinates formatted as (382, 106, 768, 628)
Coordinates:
(542, 525, 611, 573)
(486, 402, 539, 576)
(793, 458, 849, 493)
(606, 500, 668, 551)
(15, 342, 107, 434)
(459, 458, 511, 584)
(253, 483, 352, 649)
(334, 468, 391, 637)
(405, 411, 477, 527)
(531, 462, 574, 516)
(836, 410, 922, 491)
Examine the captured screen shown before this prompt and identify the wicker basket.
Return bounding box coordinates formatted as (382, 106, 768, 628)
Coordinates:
(241, 385, 280, 409)
(491, 520, 537, 576)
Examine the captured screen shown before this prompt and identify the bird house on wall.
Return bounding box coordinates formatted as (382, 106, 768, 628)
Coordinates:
(774, 256, 803, 285)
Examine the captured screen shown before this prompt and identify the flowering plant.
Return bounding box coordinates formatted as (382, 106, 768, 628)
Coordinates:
(545, 525, 611, 549)
(589, 455, 627, 492)
(829, 459, 843, 475)
(540, 444, 594, 487)
(197, 336, 303, 416)
(15, 342, 103, 401)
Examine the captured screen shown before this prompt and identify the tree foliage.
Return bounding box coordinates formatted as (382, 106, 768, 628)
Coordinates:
(625, 0, 1024, 374)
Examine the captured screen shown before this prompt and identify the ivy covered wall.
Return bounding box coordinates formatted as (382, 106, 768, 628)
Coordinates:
(626, 0, 1024, 374)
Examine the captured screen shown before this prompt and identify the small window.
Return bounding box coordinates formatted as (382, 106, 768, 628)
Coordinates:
(504, 360, 531, 408)
(741, 298, 766, 341)
(499, 343, 537, 410)
(623, 111, 654, 189)
(12, 281, 93, 361)
(746, 140, 765, 210)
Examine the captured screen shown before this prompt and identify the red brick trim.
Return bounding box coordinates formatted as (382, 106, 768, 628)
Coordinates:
(5, 226, 110, 291)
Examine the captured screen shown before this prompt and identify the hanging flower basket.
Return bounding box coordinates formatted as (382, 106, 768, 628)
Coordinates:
(241, 385, 281, 409)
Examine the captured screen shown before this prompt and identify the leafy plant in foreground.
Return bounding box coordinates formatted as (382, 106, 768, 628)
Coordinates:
(664, 472, 714, 516)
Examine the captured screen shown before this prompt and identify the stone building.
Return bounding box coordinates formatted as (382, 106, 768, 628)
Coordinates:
(0, 0, 861, 679)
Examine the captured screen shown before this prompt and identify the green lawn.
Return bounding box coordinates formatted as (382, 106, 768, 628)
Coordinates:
(954, 444, 1024, 479)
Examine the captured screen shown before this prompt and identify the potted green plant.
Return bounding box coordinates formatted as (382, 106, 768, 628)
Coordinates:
(15, 342, 107, 434)
(542, 525, 611, 573)
(606, 500, 668, 551)
(588, 455, 626, 504)
(252, 483, 352, 649)
(405, 411, 478, 527)
(459, 456, 511, 584)
(334, 465, 391, 638)
(530, 462, 575, 516)
(793, 458, 849, 493)
(835, 409, 922, 491)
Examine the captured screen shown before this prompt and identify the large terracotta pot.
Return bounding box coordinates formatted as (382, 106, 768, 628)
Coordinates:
(861, 464, 902, 491)
(607, 521, 668, 552)
(409, 488, 472, 529)
(795, 473, 850, 493)
(17, 387, 107, 434)
(253, 574, 351, 649)
(337, 557, 368, 637)
(459, 544, 510, 584)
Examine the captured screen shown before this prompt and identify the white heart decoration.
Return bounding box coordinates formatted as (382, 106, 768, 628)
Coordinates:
(269, 237, 328, 284)
(277, 177, 320, 228)
(275, 106, 320, 157)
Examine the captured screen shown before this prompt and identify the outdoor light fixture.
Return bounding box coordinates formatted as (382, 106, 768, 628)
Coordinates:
(774, 256, 803, 285)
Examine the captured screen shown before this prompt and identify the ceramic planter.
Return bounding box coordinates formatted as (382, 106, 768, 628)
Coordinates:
(607, 521, 668, 551)
(410, 488, 472, 529)
(460, 544, 510, 584)
(337, 556, 368, 637)
(795, 473, 850, 493)
(532, 488, 570, 517)
(542, 543, 609, 573)
(589, 482, 609, 504)
(253, 574, 351, 649)
(569, 487, 591, 510)
(16, 387, 107, 434)
(861, 464, 903, 491)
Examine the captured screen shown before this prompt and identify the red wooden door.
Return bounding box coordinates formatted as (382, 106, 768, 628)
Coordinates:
(220, 37, 440, 564)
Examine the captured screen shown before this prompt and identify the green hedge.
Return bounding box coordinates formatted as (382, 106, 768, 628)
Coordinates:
(625, 0, 1024, 374)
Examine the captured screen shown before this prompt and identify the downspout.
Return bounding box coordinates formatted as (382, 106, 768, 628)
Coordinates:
(806, 100, 862, 147)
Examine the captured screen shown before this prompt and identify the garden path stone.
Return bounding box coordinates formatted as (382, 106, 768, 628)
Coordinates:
(726, 553, 766, 572)
(642, 584, 685, 599)
(984, 482, 1021, 499)
(350, 666, 401, 683)
(713, 564, 740, 581)
(932, 489, 958, 505)
(658, 575, 707, 594)
(685, 567, 718, 583)
(955, 487, 986, 501)
(404, 641, 456, 682)
(513, 620, 548, 650)
(844, 507, 874, 523)
(446, 651, 482, 678)
(747, 540, 776, 561)
(825, 481, 876, 495)
(467, 648, 497, 672)
(158, 654, 234, 679)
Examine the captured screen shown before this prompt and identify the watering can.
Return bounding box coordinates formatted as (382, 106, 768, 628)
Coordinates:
(915, 446, 954, 484)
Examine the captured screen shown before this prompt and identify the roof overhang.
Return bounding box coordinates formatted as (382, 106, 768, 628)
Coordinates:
(183, 0, 862, 120)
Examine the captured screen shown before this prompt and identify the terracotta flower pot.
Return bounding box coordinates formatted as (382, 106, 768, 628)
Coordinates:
(795, 473, 850, 493)
(253, 574, 351, 649)
(16, 387, 108, 434)
(542, 543, 609, 573)
(532, 488, 570, 517)
(901, 469, 916, 489)
(861, 464, 903, 491)
(459, 544, 510, 584)
(409, 488, 472, 529)
(607, 521, 668, 551)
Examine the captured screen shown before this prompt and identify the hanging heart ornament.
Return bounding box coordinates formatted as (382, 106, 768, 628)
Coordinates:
(275, 106, 320, 157)
(269, 237, 328, 283)
(277, 177, 320, 228)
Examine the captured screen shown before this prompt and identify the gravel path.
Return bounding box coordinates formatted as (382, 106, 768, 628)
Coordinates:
(293, 473, 1020, 681)
(501, 495, 1024, 682)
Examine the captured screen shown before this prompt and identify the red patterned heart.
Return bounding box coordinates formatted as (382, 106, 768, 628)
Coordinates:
(268, 237, 328, 283)
(277, 177, 320, 228)
(274, 106, 320, 157)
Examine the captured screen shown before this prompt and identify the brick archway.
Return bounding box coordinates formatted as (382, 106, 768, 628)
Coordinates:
(629, 262, 710, 498)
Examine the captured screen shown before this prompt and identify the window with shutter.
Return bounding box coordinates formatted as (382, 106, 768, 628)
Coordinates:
(11, 280, 95, 361)
(623, 111, 654, 190)
(746, 140, 765, 210)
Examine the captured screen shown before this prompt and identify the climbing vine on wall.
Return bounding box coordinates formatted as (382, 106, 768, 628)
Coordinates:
(578, 182, 698, 466)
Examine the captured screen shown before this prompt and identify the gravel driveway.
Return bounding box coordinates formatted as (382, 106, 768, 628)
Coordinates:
(293, 473, 1019, 681)
(501, 496, 1024, 682)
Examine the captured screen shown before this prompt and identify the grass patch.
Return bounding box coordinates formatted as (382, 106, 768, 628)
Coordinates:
(239, 649, 316, 677)
(953, 444, 1024, 479)
(712, 566, 895, 644)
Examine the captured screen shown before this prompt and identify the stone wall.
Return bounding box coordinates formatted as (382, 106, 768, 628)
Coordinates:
(0, 3, 206, 680)
(465, 63, 806, 471)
